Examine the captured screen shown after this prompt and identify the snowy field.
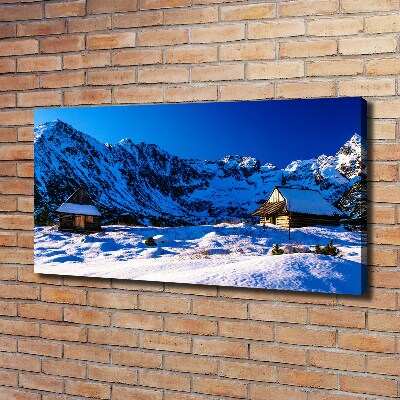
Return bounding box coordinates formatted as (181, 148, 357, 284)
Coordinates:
(34, 223, 366, 295)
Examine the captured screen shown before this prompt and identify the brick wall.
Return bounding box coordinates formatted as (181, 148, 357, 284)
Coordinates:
(0, 0, 399, 398)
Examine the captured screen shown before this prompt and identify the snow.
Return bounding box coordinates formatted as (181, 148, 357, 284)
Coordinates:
(34, 223, 366, 295)
(278, 187, 343, 216)
(56, 202, 101, 216)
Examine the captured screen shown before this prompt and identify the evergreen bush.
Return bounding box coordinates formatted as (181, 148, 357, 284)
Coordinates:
(145, 236, 157, 247)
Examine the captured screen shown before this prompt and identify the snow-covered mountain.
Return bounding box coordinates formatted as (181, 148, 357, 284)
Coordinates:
(34, 120, 366, 225)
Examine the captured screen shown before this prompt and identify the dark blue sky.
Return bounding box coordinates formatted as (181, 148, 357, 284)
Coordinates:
(35, 97, 365, 168)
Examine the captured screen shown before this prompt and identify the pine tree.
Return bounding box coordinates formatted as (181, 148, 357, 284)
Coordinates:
(34, 204, 52, 226)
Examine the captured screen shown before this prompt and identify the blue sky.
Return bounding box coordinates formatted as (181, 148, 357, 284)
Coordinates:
(35, 97, 365, 168)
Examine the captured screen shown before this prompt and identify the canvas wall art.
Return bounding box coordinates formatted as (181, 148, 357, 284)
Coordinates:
(34, 98, 367, 295)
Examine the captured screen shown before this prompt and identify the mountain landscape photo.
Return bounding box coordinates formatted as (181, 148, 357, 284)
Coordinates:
(34, 98, 367, 295)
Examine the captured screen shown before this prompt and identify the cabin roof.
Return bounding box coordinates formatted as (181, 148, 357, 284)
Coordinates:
(56, 203, 101, 216)
(252, 186, 343, 217)
(56, 187, 102, 216)
(252, 200, 285, 216)
(278, 187, 342, 216)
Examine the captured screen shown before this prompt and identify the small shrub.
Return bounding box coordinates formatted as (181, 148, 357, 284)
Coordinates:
(271, 243, 284, 255)
(314, 240, 339, 256)
(145, 236, 157, 247)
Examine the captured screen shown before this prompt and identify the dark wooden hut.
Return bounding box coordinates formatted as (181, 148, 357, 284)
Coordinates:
(56, 187, 102, 232)
(252, 186, 342, 228)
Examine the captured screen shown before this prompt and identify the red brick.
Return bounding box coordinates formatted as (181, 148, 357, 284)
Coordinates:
(280, 0, 338, 17)
(250, 303, 307, 323)
(0, 352, 40, 372)
(18, 338, 62, 358)
(140, 332, 191, 353)
(139, 370, 191, 392)
(68, 16, 111, 33)
(88, 364, 137, 384)
(41, 71, 84, 89)
(64, 53, 111, 70)
(0, 388, 40, 400)
(64, 89, 111, 106)
(0, 300, 16, 316)
(1, 3, 42, 22)
(309, 349, 365, 372)
(220, 360, 275, 382)
(42, 358, 86, 379)
(64, 343, 110, 363)
(140, 0, 190, 10)
(64, 307, 111, 326)
(40, 35, 85, 53)
(164, 354, 217, 375)
(113, 49, 162, 66)
(88, 69, 136, 86)
(0, 59, 16, 74)
(88, 0, 137, 14)
(340, 374, 397, 397)
(114, 11, 163, 28)
(192, 24, 244, 43)
(41, 287, 86, 305)
(0, 93, 15, 108)
(41, 323, 87, 342)
(0, 232, 16, 246)
(138, 67, 189, 83)
(88, 32, 136, 50)
(114, 312, 163, 331)
(18, 21, 65, 37)
(279, 367, 337, 389)
(0, 24, 16, 39)
(193, 338, 248, 358)
(277, 326, 336, 347)
(17, 91, 62, 107)
(0, 39, 39, 56)
(0, 370, 17, 387)
(18, 197, 34, 212)
(165, 316, 217, 335)
(18, 303, 62, 321)
(0, 198, 17, 212)
(88, 291, 137, 309)
(112, 386, 162, 400)
(0, 75, 38, 91)
(166, 86, 217, 102)
(65, 380, 111, 399)
(310, 308, 366, 328)
(18, 55, 61, 72)
(164, 7, 218, 25)
(114, 87, 164, 104)
(45, 0, 86, 18)
(0, 110, 33, 125)
(0, 319, 39, 337)
(88, 328, 138, 347)
(193, 298, 248, 319)
(112, 348, 162, 368)
(139, 28, 188, 46)
(339, 331, 395, 353)
(192, 376, 247, 398)
(250, 343, 307, 365)
(0, 214, 33, 230)
(19, 373, 63, 393)
(251, 384, 307, 400)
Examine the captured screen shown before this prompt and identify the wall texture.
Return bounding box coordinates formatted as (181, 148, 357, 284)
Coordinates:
(0, 0, 399, 399)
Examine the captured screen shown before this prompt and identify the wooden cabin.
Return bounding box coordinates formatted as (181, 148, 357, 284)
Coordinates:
(55, 187, 102, 232)
(252, 186, 342, 228)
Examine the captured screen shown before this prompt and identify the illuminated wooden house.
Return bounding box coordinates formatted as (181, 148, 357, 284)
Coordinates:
(56, 187, 102, 232)
(252, 186, 342, 228)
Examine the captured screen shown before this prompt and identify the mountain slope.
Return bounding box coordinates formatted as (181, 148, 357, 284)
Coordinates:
(34, 120, 366, 225)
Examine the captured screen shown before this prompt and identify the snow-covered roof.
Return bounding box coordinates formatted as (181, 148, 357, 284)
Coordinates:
(278, 187, 342, 216)
(56, 202, 101, 216)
